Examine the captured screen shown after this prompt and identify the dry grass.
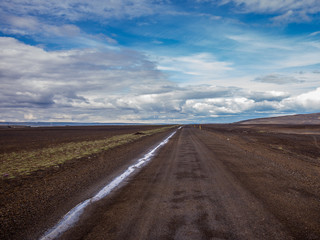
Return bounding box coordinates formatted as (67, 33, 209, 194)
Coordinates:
(0, 126, 176, 179)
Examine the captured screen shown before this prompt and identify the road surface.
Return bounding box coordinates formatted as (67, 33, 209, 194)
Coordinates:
(59, 126, 310, 240)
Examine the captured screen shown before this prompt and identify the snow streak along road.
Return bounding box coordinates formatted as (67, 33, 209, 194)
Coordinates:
(40, 128, 180, 240)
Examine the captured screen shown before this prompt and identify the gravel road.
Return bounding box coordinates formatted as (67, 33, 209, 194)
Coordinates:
(60, 126, 320, 239)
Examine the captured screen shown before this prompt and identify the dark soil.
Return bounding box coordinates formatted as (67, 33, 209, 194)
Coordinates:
(2, 124, 320, 240)
(0, 125, 175, 240)
(0, 125, 163, 154)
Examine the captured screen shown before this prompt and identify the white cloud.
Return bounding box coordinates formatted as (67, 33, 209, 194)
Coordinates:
(309, 31, 320, 37)
(0, 37, 168, 110)
(24, 112, 36, 120)
(247, 90, 290, 101)
(226, 32, 320, 72)
(1, 37, 319, 123)
(220, 0, 320, 14)
(0, 15, 81, 37)
(227, 34, 292, 51)
(0, 0, 166, 21)
(184, 97, 255, 115)
(281, 87, 320, 111)
(0, 12, 120, 49)
(271, 10, 296, 24)
(157, 53, 233, 83)
(254, 73, 304, 84)
(219, 0, 320, 23)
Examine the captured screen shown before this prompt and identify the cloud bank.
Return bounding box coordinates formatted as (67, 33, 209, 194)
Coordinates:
(1, 37, 320, 123)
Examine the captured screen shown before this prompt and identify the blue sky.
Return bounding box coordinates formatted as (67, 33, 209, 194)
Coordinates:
(1, 0, 320, 123)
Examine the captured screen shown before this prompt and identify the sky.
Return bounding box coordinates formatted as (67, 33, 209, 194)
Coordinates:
(0, 0, 320, 124)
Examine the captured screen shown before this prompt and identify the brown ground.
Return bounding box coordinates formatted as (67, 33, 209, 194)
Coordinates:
(0, 125, 174, 240)
(0, 125, 164, 154)
(2, 124, 320, 240)
(58, 125, 320, 240)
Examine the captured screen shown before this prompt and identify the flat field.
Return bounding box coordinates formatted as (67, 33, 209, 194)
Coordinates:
(0, 125, 174, 179)
(0, 125, 176, 239)
(1, 124, 320, 240)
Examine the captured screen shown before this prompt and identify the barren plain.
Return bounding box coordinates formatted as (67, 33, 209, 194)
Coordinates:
(1, 123, 320, 239)
(0, 125, 175, 239)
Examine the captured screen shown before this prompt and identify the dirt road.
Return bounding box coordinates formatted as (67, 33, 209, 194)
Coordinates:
(60, 126, 320, 240)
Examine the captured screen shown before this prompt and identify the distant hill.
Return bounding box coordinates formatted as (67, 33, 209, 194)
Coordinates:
(237, 112, 320, 125)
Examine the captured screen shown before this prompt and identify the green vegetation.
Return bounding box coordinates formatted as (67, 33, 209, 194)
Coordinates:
(0, 126, 176, 179)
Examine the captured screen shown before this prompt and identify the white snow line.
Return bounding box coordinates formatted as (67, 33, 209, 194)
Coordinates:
(39, 128, 180, 240)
